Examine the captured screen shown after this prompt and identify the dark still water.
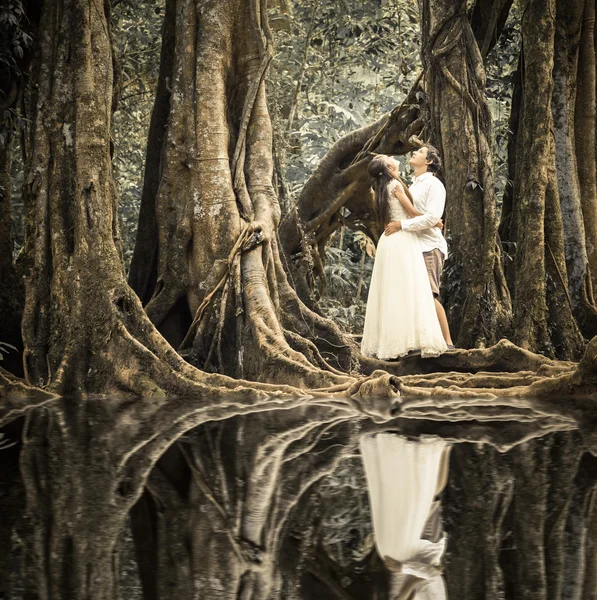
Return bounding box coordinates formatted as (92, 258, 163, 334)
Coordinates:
(0, 394, 594, 599)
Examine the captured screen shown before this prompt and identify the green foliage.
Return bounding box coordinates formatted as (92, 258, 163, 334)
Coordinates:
(0, 0, 32, 148)
(267, 0, 421, 199)
(267, 0, 421, 330)
(0, 0, 31, 80)
(484, 4, 521, 203)
(320, 228, 375, 334)
(111, 0, 163, 273)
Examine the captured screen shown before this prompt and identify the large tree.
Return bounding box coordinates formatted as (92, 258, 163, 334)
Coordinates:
(2, 0, 597, 598)
(500, 0, 597, 358)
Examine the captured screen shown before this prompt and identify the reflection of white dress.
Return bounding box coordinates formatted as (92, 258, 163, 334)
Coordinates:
(361, 180, 447, 359)
(360, 433, 448, 599)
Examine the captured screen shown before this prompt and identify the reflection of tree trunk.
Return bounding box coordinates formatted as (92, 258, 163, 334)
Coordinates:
(444, 433, 592, 599)
(562, 452, 597, 598)
(16, 397, 352, 599)
(423, 0, 512, 349)
(20, 409, 129, 600)
(444, 444, 511, 599)
(583, 485, 597, 598)
(131, 413, 352, 600)
(0, 423, 25, 600)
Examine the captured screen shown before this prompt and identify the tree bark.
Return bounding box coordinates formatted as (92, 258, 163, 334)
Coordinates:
(552, 0, 597, 340)
(470, 0, 514, 58)
(423, 0, 512, 348)
(19, 0, 354, 396)
(507, 0, 585, 359)
(575, 0, 597, 304)
(126, 0, 365, 382)
(0, 134, 24, 376)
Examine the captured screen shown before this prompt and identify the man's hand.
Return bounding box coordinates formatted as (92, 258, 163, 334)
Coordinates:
(384, 221, 402, 236)
(434, 218, 443, 230)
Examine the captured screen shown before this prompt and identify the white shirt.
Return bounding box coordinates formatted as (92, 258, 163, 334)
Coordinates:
(401, 171, 448, 258)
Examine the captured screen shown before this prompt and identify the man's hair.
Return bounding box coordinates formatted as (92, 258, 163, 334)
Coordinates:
(424, 145, 442, 174)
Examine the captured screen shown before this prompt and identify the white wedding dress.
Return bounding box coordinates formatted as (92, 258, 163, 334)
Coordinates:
(360, 434, 449, 600)
(361, 179, 447, 359)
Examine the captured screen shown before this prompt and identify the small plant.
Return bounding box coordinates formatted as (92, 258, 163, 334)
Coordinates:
(0, 432, 17, 451)
(0, 340, 17, 360)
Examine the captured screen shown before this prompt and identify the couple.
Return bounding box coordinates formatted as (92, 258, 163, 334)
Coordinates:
(361, 146, 454, 360)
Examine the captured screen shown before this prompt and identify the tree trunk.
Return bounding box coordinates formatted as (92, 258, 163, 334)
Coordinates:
(552, 0, 597, 339)
(126, 0, 362, 382)
(423, 0, 512, 348)
(470, 0, 514, 57)
(127, 0, 177, 306)
(575, 0, 597, 303)
(20, 0, 162, 395)
(507, 0, 586, 359)
(498, 53, 522, 294)
(0, 4, 29, 376)
(19, 0, 354, 397)
(0, 134, 24, 376)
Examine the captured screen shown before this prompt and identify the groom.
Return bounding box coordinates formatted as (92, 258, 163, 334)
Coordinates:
(385, 145, 454, 349)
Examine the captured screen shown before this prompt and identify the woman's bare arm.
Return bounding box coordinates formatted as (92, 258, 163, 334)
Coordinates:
(392, 183, 422, 218)
(391, 182, 443, 230)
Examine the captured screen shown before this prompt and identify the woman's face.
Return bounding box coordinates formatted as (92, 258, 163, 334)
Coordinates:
(386, 157, 400, 179)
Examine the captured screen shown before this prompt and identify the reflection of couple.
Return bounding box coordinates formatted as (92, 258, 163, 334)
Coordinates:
(360, 434, 451, 600)
(361, 146, 454, 359)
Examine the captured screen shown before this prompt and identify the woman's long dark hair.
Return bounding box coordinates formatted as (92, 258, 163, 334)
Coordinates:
(367, 155, 413, 231)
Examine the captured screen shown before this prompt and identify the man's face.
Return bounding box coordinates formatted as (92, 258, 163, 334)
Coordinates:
(408, 146, 429, 170)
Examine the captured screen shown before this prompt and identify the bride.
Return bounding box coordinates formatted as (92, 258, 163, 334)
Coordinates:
(360, 154, 447, 359)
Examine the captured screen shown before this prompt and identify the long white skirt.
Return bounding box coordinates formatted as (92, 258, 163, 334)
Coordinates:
(361, 230, 447, 359)
(359, 433, 447, 562)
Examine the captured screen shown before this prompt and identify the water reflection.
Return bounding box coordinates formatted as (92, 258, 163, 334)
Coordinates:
(0, 394, 594, 599)
(361, 435, 449, 599)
